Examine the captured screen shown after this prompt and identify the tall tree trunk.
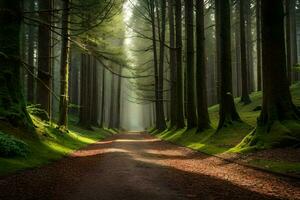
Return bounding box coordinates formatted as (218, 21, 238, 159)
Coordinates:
(27, 0, 36, 104)
(246, 0, 254, 92)
(196, 0, 210, 130)
(256, 0, 262, 91)
(185, 0, 197, 129)
(37, 0, 52, 120)
(115, 68, 122, 129)
(100, 67, 106, 128)
(157, 0, 167, 130)
(291, 0, 299, 81)
(150, 0, 166, 131)
(58, 0, 71, 127)
(169, 0, 177, 128)
(0, 0, 33, 129)
(175, 0, 185, 129)
(286, 0, 293, 84)
(109, 73, 115, 129)
(240, 0, 251, 104)
(216, 0, 241, 130)
(240, 0, 300, 149)
(260, 0, 299, 124)
(91, 57, 99, 126)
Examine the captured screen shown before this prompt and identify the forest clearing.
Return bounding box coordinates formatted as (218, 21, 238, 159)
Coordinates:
(0, 0, 300, 199)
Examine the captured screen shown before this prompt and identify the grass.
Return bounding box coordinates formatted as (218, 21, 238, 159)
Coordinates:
(153, 82, 300, 175)
(0, 115, 112, 176)
(249, 159, 300, 175)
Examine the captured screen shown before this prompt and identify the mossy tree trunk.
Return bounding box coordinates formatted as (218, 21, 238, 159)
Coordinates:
(216, 0, 241, 130)
(195, 0, 210, 131)
(0, 0, 33, 129)
(260, 0, 299, 125)
(58, 0, 70, 128)
(185, 0, 197, 129)
(37, 0, 52, 120)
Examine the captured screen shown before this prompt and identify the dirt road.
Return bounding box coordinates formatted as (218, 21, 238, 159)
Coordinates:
(0, 133, 299, 200)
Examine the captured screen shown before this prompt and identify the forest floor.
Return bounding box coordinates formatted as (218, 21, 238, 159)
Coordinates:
(0, 132, 299, 200)
(154, 82, 300, 176)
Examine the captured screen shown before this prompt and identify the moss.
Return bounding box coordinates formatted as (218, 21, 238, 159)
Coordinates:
(0, 131, 29, 157)
(248, 159, 300, 174)
(0, 115, 112, 175)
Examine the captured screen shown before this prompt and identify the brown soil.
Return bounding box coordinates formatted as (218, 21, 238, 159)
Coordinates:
(0, 133, 299, 200)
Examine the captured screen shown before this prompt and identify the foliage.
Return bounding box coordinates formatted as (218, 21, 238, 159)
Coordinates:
(0, 131, 29, 157)
(0, 115, 113, 175)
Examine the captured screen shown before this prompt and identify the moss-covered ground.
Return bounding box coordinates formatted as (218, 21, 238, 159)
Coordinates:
(0, 114, 113, 176)
(152, 82, 300, 175)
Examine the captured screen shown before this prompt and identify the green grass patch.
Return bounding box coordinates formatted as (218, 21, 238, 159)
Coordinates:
(153, 82, 300, 174)
(0, 115, 112, 175)
(248, 159, 300, 174)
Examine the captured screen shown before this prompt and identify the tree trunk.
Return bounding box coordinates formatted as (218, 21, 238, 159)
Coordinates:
(58, 0, 71, 128)
(37, 0, 52, 120)
(185, 0, 197, 129)
(100, 67, 106, 128)
(109, 73, 115, 129)
(286, 0, 293, 84)
(169, 0, 177, 128)
(256, 0, 262, 91)
(157, 0, 167, 130)
(91, 57, 99, 126)
(196, 0, 210, 131)
(0, 0, 33, 129)
(260, 0, 298, 125)
(239, 0, 300, 149)
(216, 0, 241, 130)
(240, 0, 251, 104)
(27, 0, 36, 104)
(175, 0, 185, 129)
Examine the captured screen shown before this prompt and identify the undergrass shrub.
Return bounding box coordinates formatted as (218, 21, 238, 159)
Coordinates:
(0, 131, 29, 157)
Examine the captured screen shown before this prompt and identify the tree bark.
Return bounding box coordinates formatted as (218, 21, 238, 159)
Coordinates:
(100, 67, 106, 128)
(0, 0, 33, 129)
(240, 0, 251, 104)
(169, 0, 177, 128)
(27, 0, 36, 104)
(260, 0, 299, 125)
(185, 0, 197, 129)
(256, 0, 262, 91)
(196, 0, 210, 130)
(157, 0, 167, 130)
(216, 0, 241, 130)
(37, 0, 52, 120)
(58, 0, 71, 128)
(175, 0, 185, 129)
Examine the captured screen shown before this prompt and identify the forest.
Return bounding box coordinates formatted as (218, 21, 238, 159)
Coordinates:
(0, 0, 300, 199)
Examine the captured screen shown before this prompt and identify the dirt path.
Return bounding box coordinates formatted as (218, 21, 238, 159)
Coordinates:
(0, 133, 299, 200)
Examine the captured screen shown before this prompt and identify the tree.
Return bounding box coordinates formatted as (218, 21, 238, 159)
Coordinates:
(239, 0, 251, 104)
(157, 0, 167, 130)
(256, 0, 262, 91)
(175, 0, 185, 129)
(216, 0, 241, 130)
(168, 0, 177, 128)
(58, 0, 71, 128)
(0, 0, 33, 129)
(238, 0, 300, 149)
(37, 0, 52, 119)
(196, 0, 210, 131)
(185, 0, 197, 129)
